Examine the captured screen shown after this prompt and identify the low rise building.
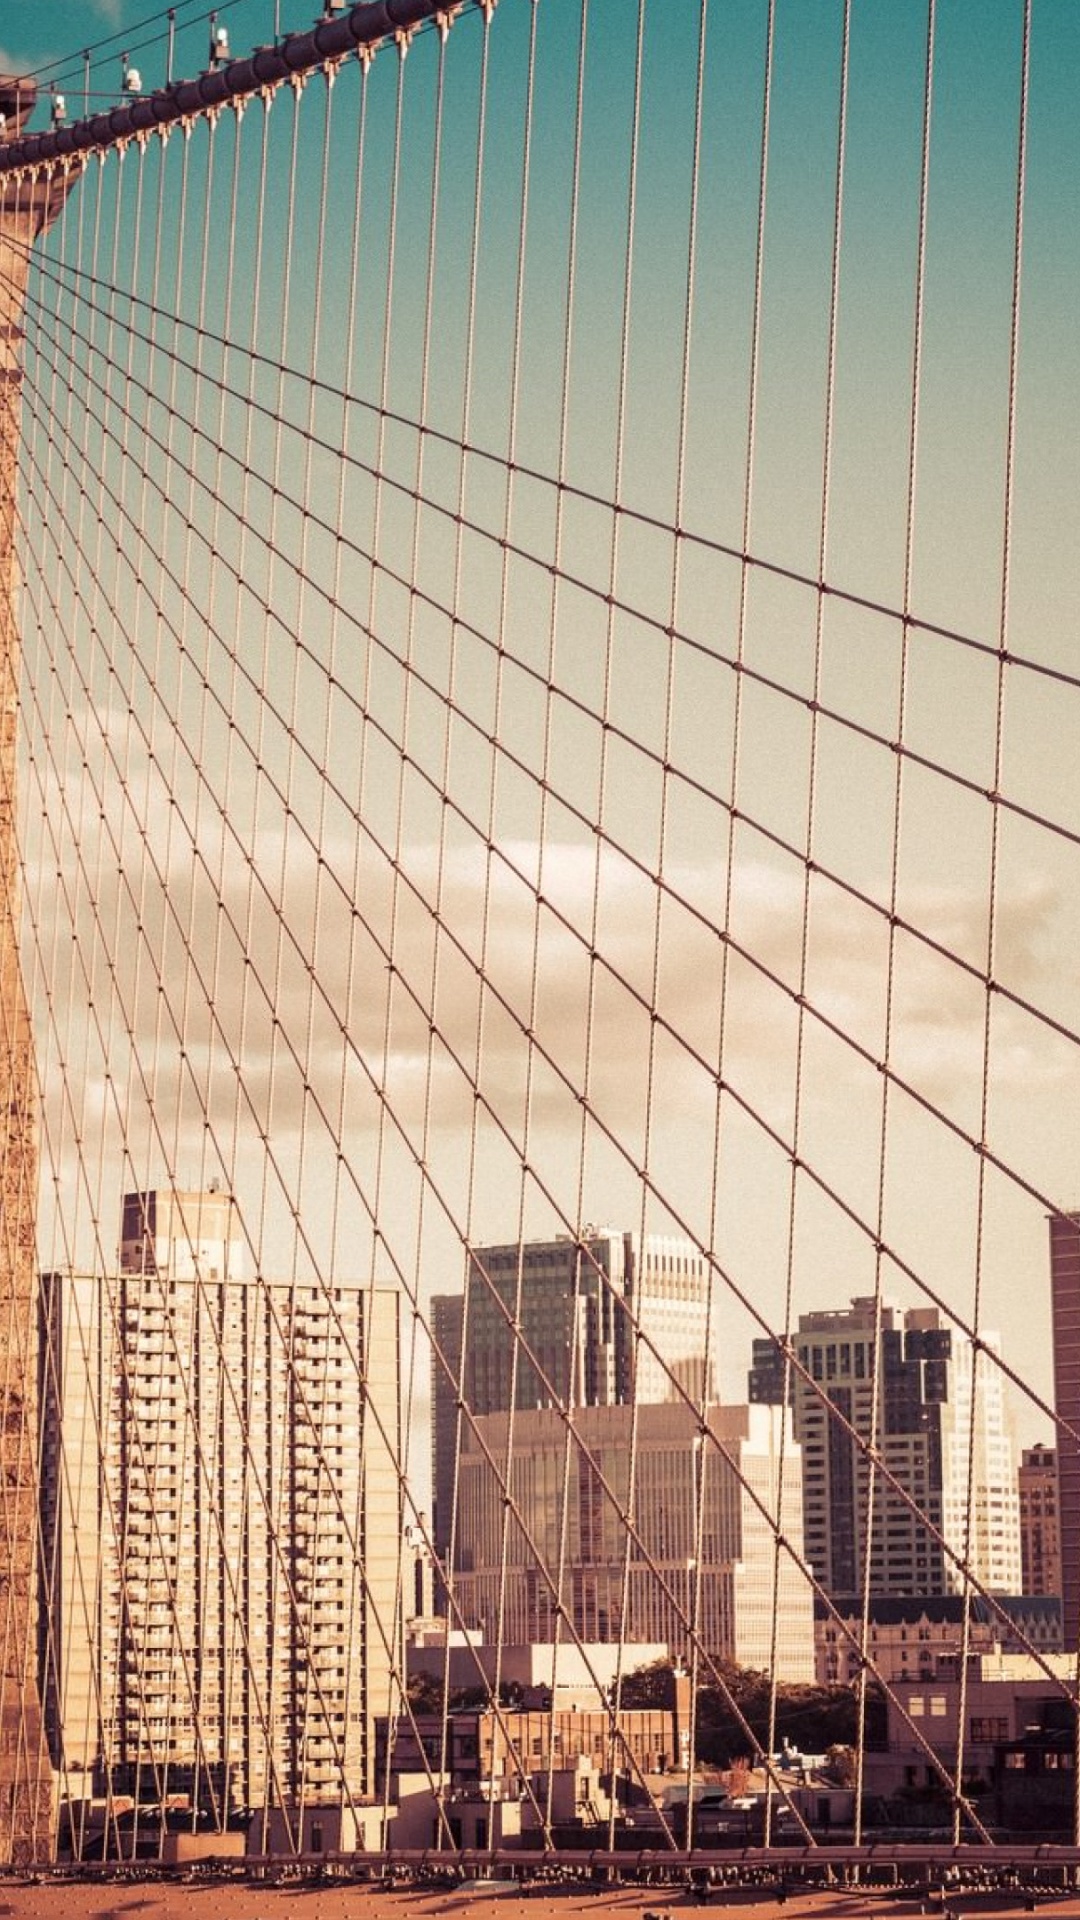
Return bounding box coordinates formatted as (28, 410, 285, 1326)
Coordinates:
(378, 1703, 683, 1794)
(816, 1593, 1062, 1686)
(406, 1635, 671, 1708)
(864, 1651, 1078, 1801)
(993, 1696, 1077, 1835)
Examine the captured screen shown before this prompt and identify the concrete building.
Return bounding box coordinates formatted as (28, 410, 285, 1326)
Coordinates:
(1049, 1212, 1080, 1649)
(406, 1636, 671, 1709)
(449, 1401, 814, 1680)
(432, 1230, 717, 1562)
(1018, 1444, 1061, 1601)
(865, 1651, 1078, 1803)
(380, 1703, 683, 1790)
(39, 1189, 402, 1848)
(992, 1696, 1078, 1835)
(749, 1299, 1021, 1601)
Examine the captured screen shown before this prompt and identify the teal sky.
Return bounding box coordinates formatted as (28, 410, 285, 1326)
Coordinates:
(4, 0, 1080, 1503)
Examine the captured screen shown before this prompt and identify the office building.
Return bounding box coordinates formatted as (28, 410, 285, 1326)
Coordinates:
(748, 1298, 1021, 1600)
(1049, 1212, 1080, 1649)
(1018, 1445, 1061, 1601)
(432, 1229, 717, 1560)
(40, 1189, 402, 1840)
(450, 1400, 814, 1680)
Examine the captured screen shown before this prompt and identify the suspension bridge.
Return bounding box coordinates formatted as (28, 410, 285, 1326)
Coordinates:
(0, 0, 1073, 1873)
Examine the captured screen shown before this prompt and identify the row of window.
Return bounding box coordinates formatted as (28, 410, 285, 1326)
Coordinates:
(800, 1342, 872, 1381)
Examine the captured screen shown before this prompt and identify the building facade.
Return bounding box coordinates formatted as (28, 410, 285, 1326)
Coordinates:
(379, 1704, 682, 1791)
(749, 1299, 1021, 1601)
(39, 1190, 402, 1844)
(406, 1635, 672, 1707)
(1018, 1444, 1061, 1601)
(1049, 1213, 1080, 1649)
(815, 1593, 1062, 1687)
(449, 1401, 814, 1680)
(865, 1651, 1078, 1802)
(432, 1230, 717, 1561)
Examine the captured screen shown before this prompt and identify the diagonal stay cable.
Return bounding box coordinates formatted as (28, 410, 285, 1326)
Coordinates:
(23, 228, 1080, 709)
(20, 257, 1080, 1084)
(17, 458, 677, 1851)
(20, 268, 1080, 1132)
(13, 402, 1049, 1819)
(14, 341, 1080, 1486)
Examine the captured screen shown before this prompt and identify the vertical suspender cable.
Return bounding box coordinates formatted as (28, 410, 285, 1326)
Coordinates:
(766, 0, 850, 1852)
(952, 0, 1031, 1844)
(856, 0, 936, 1845)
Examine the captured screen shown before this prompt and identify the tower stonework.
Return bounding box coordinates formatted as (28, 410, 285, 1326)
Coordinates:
(0, 84, 78, 1862)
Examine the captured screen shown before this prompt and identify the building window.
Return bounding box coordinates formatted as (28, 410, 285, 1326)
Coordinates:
(971, 1717, 1009, 1743)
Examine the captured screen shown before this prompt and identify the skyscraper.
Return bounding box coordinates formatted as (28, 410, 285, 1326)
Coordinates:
(748, 1298, 1021, 1601)
(451, 1401, 814, 1680)
(1017, 1445, 1061, 1601)
(1049, 1210, 1080, 1649)
(431, 1229, 717, 1563)
(40, 1190, 402, 1845)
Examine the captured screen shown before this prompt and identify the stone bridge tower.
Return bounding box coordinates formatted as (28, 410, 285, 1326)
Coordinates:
(0, 80, 78, 1864)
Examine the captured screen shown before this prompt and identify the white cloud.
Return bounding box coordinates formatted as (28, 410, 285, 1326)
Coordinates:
(25, 710, 1074, 1174)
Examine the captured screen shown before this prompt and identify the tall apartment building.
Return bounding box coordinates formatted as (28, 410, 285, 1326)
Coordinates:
(450, 1401, 814, 1680)
(39, 1189, 402, 1838)
(748, 1298, 1021, 1601)
(1049, 1212, 1080, 1649)
(432, 1230, 716, 1560)
(1018, 1445, 1061, 1601)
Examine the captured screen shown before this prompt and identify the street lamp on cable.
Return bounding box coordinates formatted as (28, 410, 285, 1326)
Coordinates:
(209, 17, 230, 67)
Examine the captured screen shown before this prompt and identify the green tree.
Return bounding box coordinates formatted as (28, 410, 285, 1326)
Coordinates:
(618, 1659, 677, 1709)
(406, 1669, 444, 1716)
(695, 1667, 885, 1766)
